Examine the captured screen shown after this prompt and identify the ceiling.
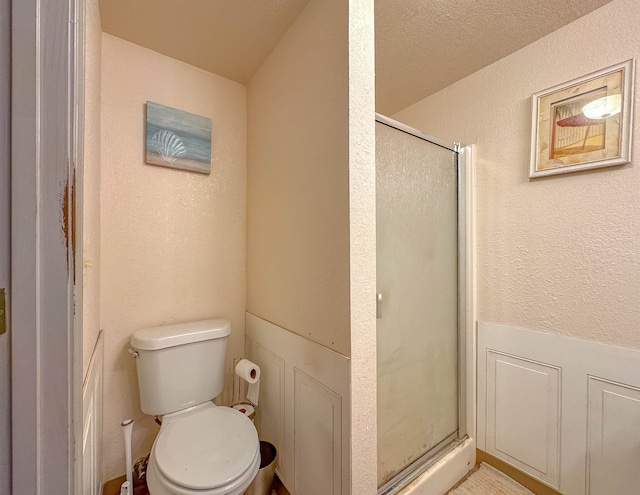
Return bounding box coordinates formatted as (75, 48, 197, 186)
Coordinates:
(100, 0, 614, 115)
(99, 0, 311, 84)
(375, 0, 613, 114)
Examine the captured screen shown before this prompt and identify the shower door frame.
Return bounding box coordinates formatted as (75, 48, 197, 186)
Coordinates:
(375, 114, 476, 495)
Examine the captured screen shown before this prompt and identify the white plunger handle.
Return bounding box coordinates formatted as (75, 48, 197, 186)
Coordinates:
(121, 419, 134, 491)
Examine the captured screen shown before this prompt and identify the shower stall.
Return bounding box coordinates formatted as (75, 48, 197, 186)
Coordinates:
(375, 114, 473, 494)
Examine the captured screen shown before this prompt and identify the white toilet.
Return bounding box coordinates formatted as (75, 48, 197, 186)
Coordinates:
(130, 319, 260, 495)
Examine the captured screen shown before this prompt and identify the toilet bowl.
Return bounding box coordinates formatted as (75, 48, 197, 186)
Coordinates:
(146, 402, 260, 495)
(131, 319, 260, 495)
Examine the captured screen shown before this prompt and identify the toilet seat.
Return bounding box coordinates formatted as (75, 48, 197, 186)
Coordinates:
(148, 448, 260, 495)
(149, 402, 260, 495)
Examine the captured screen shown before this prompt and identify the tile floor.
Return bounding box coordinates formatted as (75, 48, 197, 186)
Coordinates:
(447, 464, 532, 495)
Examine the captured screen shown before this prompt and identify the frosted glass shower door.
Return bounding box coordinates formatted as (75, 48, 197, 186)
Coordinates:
(376, 121, 459, 487)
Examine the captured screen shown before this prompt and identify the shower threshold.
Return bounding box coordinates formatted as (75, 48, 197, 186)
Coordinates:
(378, 432, 466, 495)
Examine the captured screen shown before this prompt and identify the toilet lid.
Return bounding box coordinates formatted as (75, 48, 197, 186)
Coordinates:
(155, 405, 259, 490)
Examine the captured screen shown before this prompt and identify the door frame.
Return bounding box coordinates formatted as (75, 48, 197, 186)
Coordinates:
(0, 0, 10, 492)
(11, 0, 84, 493)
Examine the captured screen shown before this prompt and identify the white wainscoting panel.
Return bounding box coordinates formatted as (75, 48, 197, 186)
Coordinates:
(294, 369, 343, 495)
(587, 377, 640, 495)
(478, 322, 640, 495)
(254, 342, 287, 479)
(486, 352, 560, 487)
(246, 313, 350, 495)
(83, 331, 104, 495)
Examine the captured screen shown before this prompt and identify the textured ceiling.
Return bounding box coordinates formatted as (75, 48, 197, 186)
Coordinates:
(375, 0, 614, 114)
(100, 0, 614, 113)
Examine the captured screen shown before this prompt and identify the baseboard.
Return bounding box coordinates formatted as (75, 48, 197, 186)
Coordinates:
(476, 450, 562, 495)
(273, 474, 292, 495)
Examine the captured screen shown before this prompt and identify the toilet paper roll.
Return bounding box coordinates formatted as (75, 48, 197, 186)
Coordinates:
(235, 359, 261, 406)
(233, 403, 256, 421)
(247, 380, 260, 406)
(235, 359, 260, 384)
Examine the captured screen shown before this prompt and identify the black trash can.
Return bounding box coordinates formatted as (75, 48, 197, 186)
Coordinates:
(246, 441, 277, 495)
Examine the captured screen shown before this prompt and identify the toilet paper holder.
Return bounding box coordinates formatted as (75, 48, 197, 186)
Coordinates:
(232, 357, 261, 408)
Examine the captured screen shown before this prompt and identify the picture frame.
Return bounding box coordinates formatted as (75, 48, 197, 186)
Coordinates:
(529, 59, 634, 178)
(146, 101, 212, 174)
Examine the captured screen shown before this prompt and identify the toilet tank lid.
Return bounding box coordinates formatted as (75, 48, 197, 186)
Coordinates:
(130, 319, 231, 351)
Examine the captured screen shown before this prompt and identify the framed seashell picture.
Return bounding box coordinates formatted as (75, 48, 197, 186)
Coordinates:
(146, 101, 212, 174)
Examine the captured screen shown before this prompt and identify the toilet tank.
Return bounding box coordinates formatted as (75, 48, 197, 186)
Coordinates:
(130, 319, 231, 416)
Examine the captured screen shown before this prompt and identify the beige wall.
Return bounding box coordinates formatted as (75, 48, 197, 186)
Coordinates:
(247, 1, 377, 489)
(247, 1, 378, 487)
(83, 0, 102, 378)
(247, 0, 351, 356)
(394, 0, 640, 348)
(347, 1, 377, 492)
(100, 34, 247, 479)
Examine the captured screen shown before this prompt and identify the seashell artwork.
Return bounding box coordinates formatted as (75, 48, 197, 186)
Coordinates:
(146, 101, 212, 174)
(150, 130, 187, 164)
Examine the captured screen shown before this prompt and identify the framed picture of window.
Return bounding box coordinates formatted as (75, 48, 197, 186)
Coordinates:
(529, 59, 634, 178)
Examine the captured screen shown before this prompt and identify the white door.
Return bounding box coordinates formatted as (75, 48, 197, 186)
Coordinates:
(0, 0, 10, 491)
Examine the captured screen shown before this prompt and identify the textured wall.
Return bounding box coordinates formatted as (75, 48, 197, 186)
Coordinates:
(247, 0, 378, 488)
(83, 0, 102, 378)
(247, 0, 351, 356)
(100, 34, 247, 480)
(347, 1, 377, 492)
(394, 0, 640, 348)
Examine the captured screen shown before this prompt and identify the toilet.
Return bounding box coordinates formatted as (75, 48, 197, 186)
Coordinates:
(130, 319, 260, 495)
